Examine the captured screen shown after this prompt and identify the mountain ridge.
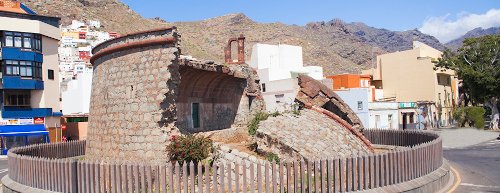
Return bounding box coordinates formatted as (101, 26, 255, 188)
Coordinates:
(445, 26, 500, 50)
(19, 0, 446, 74)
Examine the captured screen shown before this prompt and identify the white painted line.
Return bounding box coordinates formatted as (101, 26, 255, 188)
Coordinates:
(460, 183, 500, 189)
(0, 169, 8, 174)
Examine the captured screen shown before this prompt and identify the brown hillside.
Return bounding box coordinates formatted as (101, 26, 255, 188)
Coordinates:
(20, 0, 445, 74)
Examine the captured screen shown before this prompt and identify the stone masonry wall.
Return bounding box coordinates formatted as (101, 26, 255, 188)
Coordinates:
(86, 28, 181, 162)
(255, 109, 371, 162)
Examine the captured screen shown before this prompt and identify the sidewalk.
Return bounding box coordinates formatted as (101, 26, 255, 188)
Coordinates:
(435, 127, 499, 149)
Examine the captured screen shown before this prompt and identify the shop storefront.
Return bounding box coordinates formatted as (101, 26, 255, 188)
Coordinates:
(0, 120, 50, 155)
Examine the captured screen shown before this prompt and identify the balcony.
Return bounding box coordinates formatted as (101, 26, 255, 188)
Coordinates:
(1, 107, 53, 118)
(1, 47, 43, 62)
(2, 76, 43, 90)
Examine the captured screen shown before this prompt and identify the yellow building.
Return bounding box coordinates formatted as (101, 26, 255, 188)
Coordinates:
(363, 41, 458, 129)
(61, 31, 79, 39)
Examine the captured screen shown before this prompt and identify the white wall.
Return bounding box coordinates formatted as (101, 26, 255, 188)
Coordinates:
(334, 88, 370, 128)
(250, 43, 325, 113)
(368, 102, 399, 129)
(0, 17, 60, 40)
(260, 78, 300, 112)
(61, 73, 93, 114)
(250, 43, 325, 82)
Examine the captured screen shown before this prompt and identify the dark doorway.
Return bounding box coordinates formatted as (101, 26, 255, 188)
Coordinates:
(402, 113, 408, 130)
(192, 103, 200, 128)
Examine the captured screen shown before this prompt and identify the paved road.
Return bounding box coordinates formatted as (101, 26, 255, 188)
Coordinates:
(0, 157, 7, 181)
(439, 128, 500, 193)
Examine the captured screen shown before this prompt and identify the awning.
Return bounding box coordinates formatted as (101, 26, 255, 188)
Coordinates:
(0, 124, 48, 136)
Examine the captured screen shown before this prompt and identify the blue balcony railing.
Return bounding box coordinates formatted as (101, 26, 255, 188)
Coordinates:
(2, 76, 43, 90)
(1, 47, 43, 62)
(1, 107, 54, 118)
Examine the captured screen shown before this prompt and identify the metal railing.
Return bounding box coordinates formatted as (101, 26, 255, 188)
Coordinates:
(7, 129, 442, 193)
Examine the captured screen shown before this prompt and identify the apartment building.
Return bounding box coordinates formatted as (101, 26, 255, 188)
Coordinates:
(363, 41, 458, 129)
(0, 0, 62, 154)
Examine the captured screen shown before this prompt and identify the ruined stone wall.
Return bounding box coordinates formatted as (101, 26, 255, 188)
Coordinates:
(177, 58, 264, 133)
(295, 74, 365, 131)
(176, 68, 246, 133)
(87, 28, 180, 162)
(255, 109, 371, 162)
(86, 27, 265, 162)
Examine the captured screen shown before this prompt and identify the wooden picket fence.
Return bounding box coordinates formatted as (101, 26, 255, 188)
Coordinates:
(7, 129, 442, 193)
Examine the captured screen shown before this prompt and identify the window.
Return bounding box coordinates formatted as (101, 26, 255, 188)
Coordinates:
(275, 94, 285, 103)
(4, 91, 31, 107)
(388, 114, 393, 128)
(5, 32, 13, 47)
(358, 101, 363, 110)
(14, 36, 22, 47)
(2, 31, 42, 51)
(262, 83, 266, 92)
(48, 69, 54, 80)
(2, 60, 42, 79)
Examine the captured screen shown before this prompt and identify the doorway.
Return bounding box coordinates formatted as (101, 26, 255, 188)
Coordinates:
(192, 103, 200, 128)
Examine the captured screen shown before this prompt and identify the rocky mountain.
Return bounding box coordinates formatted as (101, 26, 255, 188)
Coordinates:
(19, 0, 168, 34)
(445, 27, 500, 50)
(337, 20, 445, 52)
(19, 0, 446, 74)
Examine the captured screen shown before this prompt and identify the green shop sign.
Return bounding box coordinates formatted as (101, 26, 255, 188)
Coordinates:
(399, 102, 416, 108)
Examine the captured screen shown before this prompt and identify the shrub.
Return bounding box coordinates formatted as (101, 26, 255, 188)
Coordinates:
(453, 106, 486, 129)
(167, 135, 213, 164)
(466, 107, 486, 129)
(266, 152, 280, 164)
(248, 112, 270, 135)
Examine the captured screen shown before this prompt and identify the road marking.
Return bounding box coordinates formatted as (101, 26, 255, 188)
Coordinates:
(460, 183, 500, 189)
(447, 166, 461, 193)
(0, 169, 8, 174)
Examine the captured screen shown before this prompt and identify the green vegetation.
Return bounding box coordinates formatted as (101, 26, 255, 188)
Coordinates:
(453, 107, 486, 129)
(266, 152, 280, 164)
(290, 102, 302, 116)
(434, 35, 499, 129)
(248, 112, 270, 135)
(166, 135, 213, 164)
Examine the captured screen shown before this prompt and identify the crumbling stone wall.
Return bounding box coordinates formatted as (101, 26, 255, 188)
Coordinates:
(87, 28, 264, 162)
(177, 58, 264, 133)
(87, 28, 181, 162)
(255, 109, 371, 162)
(295, 74, 365, 131)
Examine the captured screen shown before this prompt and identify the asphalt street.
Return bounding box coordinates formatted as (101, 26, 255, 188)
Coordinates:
(0, 157, 7, 181)
(444, 138, 500, 193)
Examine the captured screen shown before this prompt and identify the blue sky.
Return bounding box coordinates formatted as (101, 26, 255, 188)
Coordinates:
(122, 0, 500, 43)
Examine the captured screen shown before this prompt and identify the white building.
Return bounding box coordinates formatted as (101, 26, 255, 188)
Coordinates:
(334, 87, 399, 129)
(249, 43, 324, 112)
(368, 102, 399, 129)
(58, 47, 79, 61)
(61, 73, 93, 115)
(69, 20, 85, 30)
(88, 20, 101, 29)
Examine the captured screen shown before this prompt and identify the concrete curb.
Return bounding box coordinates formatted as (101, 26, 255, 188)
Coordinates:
(354, 160, 451, 193)
(436, 162, 457, 193)
(1, 176, 55, 193)
(1, 161, 451, 193)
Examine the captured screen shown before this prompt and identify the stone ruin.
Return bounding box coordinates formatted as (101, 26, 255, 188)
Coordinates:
(87, 27, 372, 163)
